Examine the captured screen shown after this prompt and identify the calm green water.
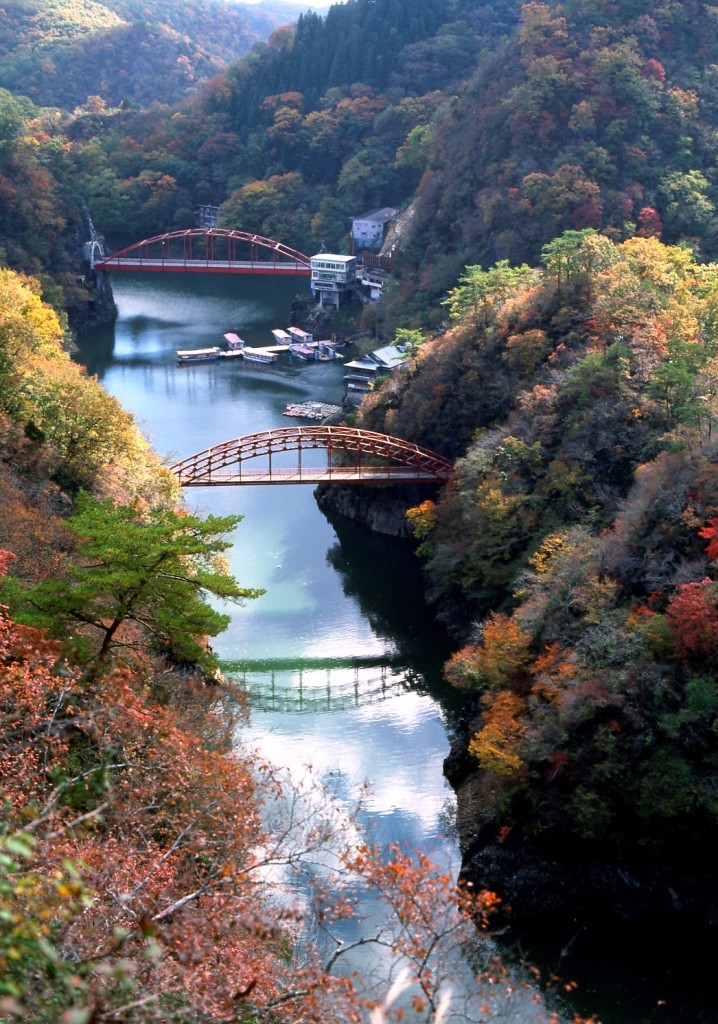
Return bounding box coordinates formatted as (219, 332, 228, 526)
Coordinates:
(76, 271, 461, 869)
(76, 272, 713, 1024)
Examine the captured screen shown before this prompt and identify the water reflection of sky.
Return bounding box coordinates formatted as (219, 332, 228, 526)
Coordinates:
(236, 693, 456, 866)
(77, 275, 459, 859)
(75, 273, 583, 1023)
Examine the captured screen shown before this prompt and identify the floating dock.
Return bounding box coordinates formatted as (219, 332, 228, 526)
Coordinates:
(283, 401, 342, 420)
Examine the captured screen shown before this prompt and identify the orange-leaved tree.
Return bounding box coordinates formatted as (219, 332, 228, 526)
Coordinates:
(1, 547, 587, 1024)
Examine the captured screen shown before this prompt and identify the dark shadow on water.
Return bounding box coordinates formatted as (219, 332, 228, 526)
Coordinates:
(318, 505, 463, 721)
(74, 322, 116, 376)
(505, 915, 716, 1024)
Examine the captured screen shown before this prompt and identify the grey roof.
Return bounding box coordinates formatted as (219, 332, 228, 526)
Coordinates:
(371, 345, 405, 368)
(344, 347, 405, 376)
(352, 207, 399, 224)
(344, 356, 380, 371)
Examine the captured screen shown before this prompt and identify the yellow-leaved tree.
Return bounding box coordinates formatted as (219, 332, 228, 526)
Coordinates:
(0, 267, 173, 498)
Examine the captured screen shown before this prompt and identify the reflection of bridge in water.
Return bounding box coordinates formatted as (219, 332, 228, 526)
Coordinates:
(222, 656, 424, 713)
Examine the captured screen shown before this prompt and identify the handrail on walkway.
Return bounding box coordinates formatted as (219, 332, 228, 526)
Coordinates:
(171, 425, 454, 487)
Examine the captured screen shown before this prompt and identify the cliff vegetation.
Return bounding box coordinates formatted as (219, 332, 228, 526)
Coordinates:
(0, 275, 571, 1021)
(362, 230, 718, 919)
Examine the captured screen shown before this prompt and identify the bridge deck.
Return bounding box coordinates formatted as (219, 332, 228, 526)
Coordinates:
(95, 257, 310, 275)
(178, 466, 447, 486)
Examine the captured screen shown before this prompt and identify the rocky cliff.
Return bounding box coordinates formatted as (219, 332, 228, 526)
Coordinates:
(314, 482, 438, 538)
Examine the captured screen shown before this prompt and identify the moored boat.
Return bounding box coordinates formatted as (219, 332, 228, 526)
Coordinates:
(287, 326, 313, 344)
(289, 344, 316, 361)
(242, 346, 278, 364)
(224, 332, 245, 350)
(177, 347, 221, 364)
(271, 329, 292, 346)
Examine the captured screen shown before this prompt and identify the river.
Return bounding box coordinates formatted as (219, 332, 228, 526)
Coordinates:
(76, 271, 714, 1024)
(78, 271, 459, 858)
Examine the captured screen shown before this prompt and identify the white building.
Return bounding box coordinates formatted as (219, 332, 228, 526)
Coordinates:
(344, 345, 406, 402)
(359, 264, 390, 300)
(310, 254, 357, 307)
(351, 208, 398, 253)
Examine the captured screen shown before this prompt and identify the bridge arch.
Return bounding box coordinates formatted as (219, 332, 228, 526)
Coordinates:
(95, 228, 311, 275)
(171, 426, 453, 486)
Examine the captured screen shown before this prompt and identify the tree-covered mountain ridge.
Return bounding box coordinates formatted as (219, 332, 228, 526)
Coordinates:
(388, 0, 718, 323)
(5, 0, 718, 324)
(0, 0, 289, 109)
(359, 229, 718, 920)
(67, 0, 718, 328)
(0, 0, 513, 310)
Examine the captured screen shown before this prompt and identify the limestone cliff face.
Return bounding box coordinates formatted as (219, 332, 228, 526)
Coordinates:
(314, 482, 432, 538)
(380, 199, 417, 258)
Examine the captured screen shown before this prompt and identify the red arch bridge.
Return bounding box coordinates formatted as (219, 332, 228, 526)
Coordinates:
(94, 228, 311, 275)
(171, 426, 453, 487)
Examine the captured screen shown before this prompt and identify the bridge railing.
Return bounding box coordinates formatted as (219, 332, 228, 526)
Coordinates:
(170, 426, 454, 487)
(95, 228, 312, 273)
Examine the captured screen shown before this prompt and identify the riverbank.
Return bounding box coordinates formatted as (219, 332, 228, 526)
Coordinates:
(314, 481, 432, 538)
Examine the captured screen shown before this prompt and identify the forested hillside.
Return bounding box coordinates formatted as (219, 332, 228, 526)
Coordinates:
(0, 0, 287, 109)
(392, 0, 718, 321)
(68, 0, 525, 252)
(6, 0, 718, 306)
(47, 0, 718, 326)
(0, 88, 92, 318)
(0, 0, 289, 320)
(1, 0, 718, 983)
(360, 229, 718, 919)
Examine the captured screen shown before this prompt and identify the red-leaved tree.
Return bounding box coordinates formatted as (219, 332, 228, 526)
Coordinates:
(667, 578, 718, 659)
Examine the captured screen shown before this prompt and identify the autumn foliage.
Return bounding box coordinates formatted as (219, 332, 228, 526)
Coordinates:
(358, 233, 718, 918)
(667, 578, 718, 659)
(0, 556, 279, 1018)
(4, 535, 588, 1022)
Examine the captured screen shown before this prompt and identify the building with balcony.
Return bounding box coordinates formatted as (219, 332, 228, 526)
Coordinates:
(310, 254, 357, 307)
(195, 205, 219, 228)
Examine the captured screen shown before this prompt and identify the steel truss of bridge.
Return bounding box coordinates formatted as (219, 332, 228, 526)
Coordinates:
(171, 425, 454, 487)
(94, 228, 311, 275)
